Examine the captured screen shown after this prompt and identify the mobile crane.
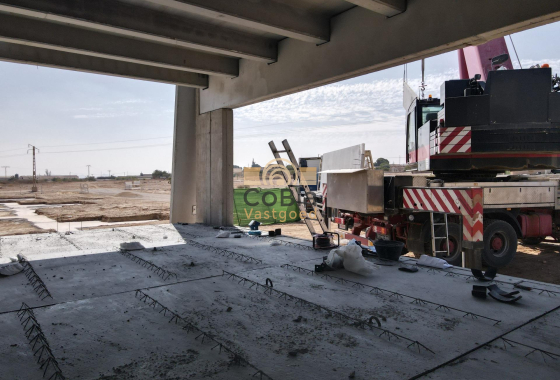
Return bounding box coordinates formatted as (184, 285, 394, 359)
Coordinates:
(325, 37, 560, 269)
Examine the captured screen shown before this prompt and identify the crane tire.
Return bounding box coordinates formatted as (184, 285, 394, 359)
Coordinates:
(482, 219, 518, 268)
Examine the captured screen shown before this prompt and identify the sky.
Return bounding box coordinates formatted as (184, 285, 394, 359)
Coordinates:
(0, 21, 559, 177)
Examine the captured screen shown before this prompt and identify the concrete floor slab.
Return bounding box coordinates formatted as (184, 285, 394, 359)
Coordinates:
(1, 233, 77, 257)
(32, 293, 252, 380)
(0, 312, 47, 380)
(1, 223, 560, 379)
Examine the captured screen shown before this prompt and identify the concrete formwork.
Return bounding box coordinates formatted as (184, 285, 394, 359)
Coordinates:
(1, 224, 560, 379)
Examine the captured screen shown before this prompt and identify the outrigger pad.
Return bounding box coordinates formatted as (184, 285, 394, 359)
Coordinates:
(487, 284, 520, 297)
(487, 284, 522, 303)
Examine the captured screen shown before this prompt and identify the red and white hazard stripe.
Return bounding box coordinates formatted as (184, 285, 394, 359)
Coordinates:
(402, 187, 483, 242)
(438, 126, 471, 154)
(322, 184, 327, 205)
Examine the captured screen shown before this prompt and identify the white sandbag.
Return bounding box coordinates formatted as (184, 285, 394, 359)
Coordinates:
(215, 231, 230, 238)
(0, 257, 11, 265)
(325, 249, 344, 268)
(0, 262, 24, 276)
(334, 244, 378, 276)
(417, 254, 453, 269)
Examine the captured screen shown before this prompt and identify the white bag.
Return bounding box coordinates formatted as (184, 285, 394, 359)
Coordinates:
(325, 249, 344, 268)
(215, 231, 230, 238)
(0, 262, 24, 276)
(417, 254, 453, 269)
(334, 244, 378, 276)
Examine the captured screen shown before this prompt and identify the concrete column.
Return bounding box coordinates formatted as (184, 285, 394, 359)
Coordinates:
(195, 92, 234, 226)
(171, 87, 233, 226)
(170, 86, 197, 223)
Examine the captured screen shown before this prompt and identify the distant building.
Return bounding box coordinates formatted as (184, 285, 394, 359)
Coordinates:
(388, 164, 406, 173)
(41, 175, 79, 180)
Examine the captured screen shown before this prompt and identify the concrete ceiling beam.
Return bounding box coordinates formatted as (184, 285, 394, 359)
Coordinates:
(0, 0, 276, 62)
(0, 42, 209, 88)
(200, 0, 560, 113)
(144, 0, 330, 44)
(345, 0, 406, 17)
(0, 13, 238, 77)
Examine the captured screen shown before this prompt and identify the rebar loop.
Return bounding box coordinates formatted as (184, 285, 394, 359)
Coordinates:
(20, 259, 53, 301)
(400, 258, 560, 297)
(242, 234, 314, 250)
(221, 270, 434, 355)
(280, 263, 501, 326)
(17, 303, 66, 380)
(119, 250, 177, 280)
(184, 239, 263, 264)
(134, 290, 273, 379)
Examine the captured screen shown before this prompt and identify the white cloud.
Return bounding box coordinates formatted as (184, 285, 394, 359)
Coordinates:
(73, 112, 140, 119)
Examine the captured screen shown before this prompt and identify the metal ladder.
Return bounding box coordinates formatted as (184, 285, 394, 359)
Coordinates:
(268, 139, 330, 237)
(430, 212, 450, 258)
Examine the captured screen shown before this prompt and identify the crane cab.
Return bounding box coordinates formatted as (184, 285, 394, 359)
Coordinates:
(405, 96, 442, 172)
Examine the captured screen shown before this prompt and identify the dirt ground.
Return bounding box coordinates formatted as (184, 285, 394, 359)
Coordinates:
(1, 180, 559, 284)
(0, 179, 170, 223)
(0, 219, 55, 236)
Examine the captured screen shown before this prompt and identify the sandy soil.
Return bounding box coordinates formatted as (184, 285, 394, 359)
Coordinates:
(1, 180, 559, 284)
(0, 179, 170, 225)
(0, 219, 55, 236)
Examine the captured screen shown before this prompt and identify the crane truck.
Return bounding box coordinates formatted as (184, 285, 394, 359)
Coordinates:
(324, 37, 560, 269)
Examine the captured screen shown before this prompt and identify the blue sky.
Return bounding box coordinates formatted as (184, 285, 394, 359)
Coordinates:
(0, 21, 559, 177)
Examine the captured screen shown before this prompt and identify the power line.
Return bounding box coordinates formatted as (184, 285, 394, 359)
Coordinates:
(0, 136, 173, 155)
(40, 136, 172, 148)
(0, 143, 172, 158)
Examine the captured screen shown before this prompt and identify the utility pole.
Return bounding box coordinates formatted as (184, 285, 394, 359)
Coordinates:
(86, 165, 91, 178)
(27, 144, 39, 192)
(1, 166, 9, 178)
(108, 170, 111, 178)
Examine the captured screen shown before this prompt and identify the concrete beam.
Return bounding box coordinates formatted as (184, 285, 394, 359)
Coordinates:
(0, 0, 276, 62)
(0, 13, 238, 77)
(171, 86, 197, 224)
(345, 0, 405, 17)
(200, 0, 560, 112)
(145, 0, 329, 43)
(0, 42, 208, 88)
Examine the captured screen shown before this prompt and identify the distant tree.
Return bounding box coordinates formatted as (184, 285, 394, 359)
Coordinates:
(233, 165, 241, 169)
(45, 169, 52, 176)
(374, 157, 391, 171)
(140, 172, 143, 176)
(152, 170, 171, 179)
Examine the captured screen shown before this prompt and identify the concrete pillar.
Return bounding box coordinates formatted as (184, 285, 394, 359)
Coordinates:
(195, 95, 234, 226)
(170, 86, 197, 223)
(171, 87, 233, 226)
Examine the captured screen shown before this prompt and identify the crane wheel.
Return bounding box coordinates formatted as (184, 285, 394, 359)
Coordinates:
(482, 219, 518, 267)
(421, 223, 463, 266)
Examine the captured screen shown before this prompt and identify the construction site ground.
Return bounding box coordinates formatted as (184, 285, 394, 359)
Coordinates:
(1, 180, 559, 285)
(0, 179, 170, 235)
(1, 224, 559, 380)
